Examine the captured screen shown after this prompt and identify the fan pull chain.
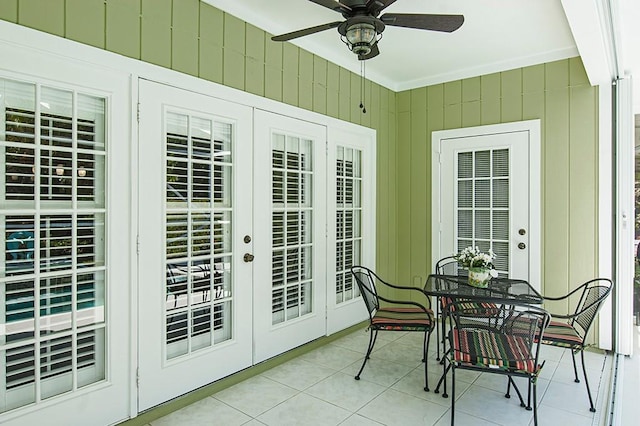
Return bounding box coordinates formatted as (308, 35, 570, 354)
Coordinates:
(360, 61, 367, 114)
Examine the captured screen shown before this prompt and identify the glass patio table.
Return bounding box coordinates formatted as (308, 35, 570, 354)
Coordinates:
(423, 273, 543, 305)
(423, 273, 544, 398)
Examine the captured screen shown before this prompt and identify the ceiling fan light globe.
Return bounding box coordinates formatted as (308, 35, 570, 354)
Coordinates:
(345, 23, 376, 43)
(345, 23, 376, 51)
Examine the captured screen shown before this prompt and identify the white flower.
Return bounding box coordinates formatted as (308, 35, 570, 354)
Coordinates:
(454, 245, 496, 269)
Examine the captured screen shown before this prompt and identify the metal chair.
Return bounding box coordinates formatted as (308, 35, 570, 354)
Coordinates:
(537, 278, 614, 412)
(445, 299, 550, 425)
(351, 265, 435, 391)
(433, 256, 499, 363)
(434, 255, 460, 360)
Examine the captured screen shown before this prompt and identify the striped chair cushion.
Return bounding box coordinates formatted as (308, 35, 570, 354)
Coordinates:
(452, 329, 538, 374)
(372, 307, 434, 331)
(540, 321, 583, 349)
(440, 297, 500, 316)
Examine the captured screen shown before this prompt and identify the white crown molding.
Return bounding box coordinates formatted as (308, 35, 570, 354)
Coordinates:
(394, 47, 579, 92)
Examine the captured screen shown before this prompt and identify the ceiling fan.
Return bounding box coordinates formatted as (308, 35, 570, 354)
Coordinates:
(271, 0, 464, 60)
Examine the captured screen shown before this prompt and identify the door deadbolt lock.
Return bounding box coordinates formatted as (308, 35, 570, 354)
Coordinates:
(243, 253, 255, 262)
(244, 235, 252, 243)
(518, 228, 526, 235)
(518, 242, 526, 250)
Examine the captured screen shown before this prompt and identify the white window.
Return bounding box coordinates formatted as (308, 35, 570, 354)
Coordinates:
(456, 149, 509, 274)
(335, 146, 362, 303)
(271, 135, 314, 325)
(0, 78, 106, 413)
(164, 112, 234, 359)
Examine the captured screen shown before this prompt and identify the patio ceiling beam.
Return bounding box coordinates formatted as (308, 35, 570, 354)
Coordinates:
(561, 0, 616, 86)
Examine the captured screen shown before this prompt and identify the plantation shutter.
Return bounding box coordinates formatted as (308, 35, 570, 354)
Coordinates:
(335, 146, 362, 303)
(164, 112, 234, 360)
(271, 134, 313, 325)
(1, 78, 106, 414)
(456, 148, 510, 275)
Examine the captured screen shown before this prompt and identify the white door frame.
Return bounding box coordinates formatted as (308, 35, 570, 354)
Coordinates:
(614, 78, 634, 355)
(431, 120, 541, 288)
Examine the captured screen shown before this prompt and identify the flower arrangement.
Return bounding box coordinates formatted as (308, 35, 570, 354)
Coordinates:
(454, 246, 497, 287)
(454, 246, 496, 270)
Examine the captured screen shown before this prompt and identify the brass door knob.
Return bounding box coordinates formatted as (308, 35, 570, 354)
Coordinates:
(518, 242, 526, 250)
(243, 253, 255, 262)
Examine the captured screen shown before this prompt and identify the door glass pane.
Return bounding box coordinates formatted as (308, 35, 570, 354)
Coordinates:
(336, 147, 362, 304)
(457, 180, 472, 208)
(164, 112, 233, 361)
(272, 134, 313, 324)
(1, 77, 107, 414)
(456, 148, 510, 275)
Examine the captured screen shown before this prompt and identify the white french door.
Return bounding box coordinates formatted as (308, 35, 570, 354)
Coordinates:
(433, 121, 540, 288)
(252, 111, 327, 363)
(136, 84, 376, 407)
(137, 80, 253, 410)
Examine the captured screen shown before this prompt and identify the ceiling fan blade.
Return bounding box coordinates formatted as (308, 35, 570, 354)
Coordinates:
(271, 21, 342, 42)
(380, 13, 464, 32)
(358, 42, 380, 61)
(365, 0, 397, 16)
(309, 0, 352, 14)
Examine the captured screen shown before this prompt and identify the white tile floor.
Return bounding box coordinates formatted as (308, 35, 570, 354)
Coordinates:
(147, 327, 612, 426)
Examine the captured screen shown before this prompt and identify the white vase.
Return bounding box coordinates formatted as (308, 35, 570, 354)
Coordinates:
(468, 267, 490, 288)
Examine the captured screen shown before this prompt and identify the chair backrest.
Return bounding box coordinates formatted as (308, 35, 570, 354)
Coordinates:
(503, 307, 551, 343)
(350, 266, 380, 317)
(435, 256, 466, 308)
(571, 278, 614, 339)
(445, 299, 550, 371)
(435, 255, 465, 276)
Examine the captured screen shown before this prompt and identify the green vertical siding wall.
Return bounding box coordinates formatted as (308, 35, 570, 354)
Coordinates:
(0, 1, 600, 324)
(396, 58, 599, 329)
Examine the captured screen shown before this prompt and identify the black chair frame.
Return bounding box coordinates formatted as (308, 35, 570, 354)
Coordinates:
(434, 255, 459, 361)
(534, 278, 613, 413)
(445, 300, 550, 426)
(351, 265, 435, 391)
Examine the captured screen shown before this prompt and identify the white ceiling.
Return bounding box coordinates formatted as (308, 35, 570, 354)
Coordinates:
(205, 0, 640, 113)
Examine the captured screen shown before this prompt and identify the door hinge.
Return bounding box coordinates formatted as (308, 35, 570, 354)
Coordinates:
(136, 367, 140, 387)
(136, 103, 141, 122)
(136, 234, 140, 255)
